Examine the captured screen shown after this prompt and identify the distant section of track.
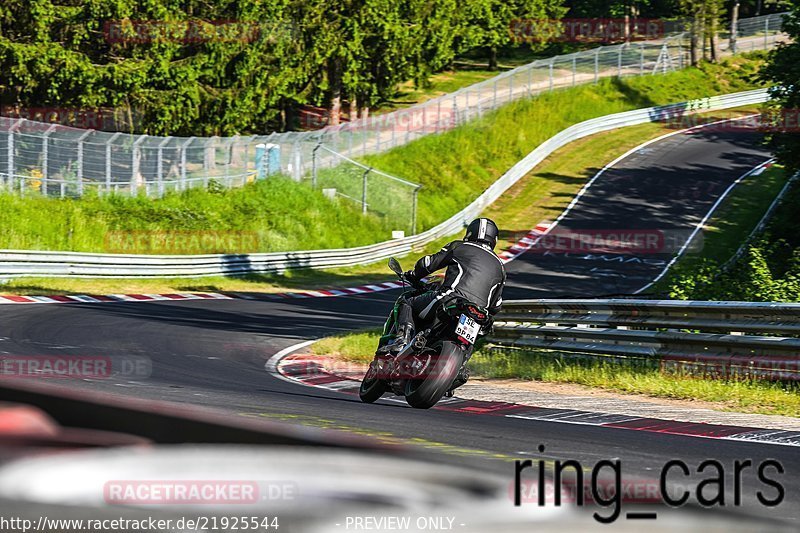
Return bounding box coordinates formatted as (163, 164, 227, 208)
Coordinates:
(1, 119, 794, 521)
(503, 124, 772, 298)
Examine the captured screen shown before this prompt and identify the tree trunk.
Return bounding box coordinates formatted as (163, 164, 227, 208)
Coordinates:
(690, 12, 701, 66)
(709, 1, 719, 62)
(327, 58, 342, 126)
(348, 95, 357, 122)
(488, 47, 498, 70)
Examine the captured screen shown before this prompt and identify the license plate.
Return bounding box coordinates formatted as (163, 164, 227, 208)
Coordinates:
(455, 314, 480, 344)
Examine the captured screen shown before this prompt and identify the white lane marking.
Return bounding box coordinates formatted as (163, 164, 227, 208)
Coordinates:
(635, 157, 775, 294)
(264, 339, 318, 373)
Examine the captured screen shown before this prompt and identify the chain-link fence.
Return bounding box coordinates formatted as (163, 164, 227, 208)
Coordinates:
(310, 144, 421, 235)
(0, 12, 789, 220)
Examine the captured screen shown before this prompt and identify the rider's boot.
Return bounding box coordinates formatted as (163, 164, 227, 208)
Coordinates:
(391, 323, 414, 354)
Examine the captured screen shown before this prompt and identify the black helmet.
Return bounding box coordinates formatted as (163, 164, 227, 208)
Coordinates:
(464, 218, 499, 249)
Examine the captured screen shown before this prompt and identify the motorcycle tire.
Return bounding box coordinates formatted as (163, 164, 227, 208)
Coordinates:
(359, 360, 386, 403)
(404, 341, 463, 409)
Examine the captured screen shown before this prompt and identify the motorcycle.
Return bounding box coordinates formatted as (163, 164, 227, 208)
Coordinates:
(359, 257, 492, 409)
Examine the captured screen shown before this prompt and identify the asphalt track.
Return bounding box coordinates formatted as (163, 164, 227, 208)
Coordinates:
(1, 122, 796, 523)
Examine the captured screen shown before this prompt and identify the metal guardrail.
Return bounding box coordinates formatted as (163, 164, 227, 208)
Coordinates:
(492, 299, 800, 380)
(0, 88, 772, 278)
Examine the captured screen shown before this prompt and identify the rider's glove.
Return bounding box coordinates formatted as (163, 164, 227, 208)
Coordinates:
(403, 270, 418, 283)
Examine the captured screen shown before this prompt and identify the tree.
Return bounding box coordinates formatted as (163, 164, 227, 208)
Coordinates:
(760, 4, 800, 172)
(463, 0, 566, 70)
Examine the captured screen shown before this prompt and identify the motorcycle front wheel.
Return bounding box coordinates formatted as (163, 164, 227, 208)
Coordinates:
(359, 359, 386, 403)
(404, 341, 463, 409)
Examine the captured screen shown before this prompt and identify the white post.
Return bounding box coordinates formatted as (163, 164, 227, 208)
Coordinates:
(7, 119, 22, 190)
(594, 48, 600, 83)
(105, 132, 122, 193)
(572, 56, 576, 86)
(75, 130, 92, 196)
(131, 135, 147, 196)
(42, 124, 57, 195)
(180, 137, 195, 190)
(156, 136, 171, 197)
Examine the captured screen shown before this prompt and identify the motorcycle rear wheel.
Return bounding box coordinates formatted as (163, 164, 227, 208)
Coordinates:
(404, 341, 463, 409)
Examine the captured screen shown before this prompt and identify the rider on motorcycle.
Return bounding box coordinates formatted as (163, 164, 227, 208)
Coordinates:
(393, 218, 506, 353)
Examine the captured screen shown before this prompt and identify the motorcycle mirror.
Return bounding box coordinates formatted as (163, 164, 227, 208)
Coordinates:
(388, 257, 403, 276)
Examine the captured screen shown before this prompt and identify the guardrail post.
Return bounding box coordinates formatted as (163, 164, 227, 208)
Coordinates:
(764, 17, 769, 49)
(617, 45, 623, 76)
(549, 62, 554, 91)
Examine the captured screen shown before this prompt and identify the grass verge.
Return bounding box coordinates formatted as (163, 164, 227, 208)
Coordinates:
(311, 330, 800, 417)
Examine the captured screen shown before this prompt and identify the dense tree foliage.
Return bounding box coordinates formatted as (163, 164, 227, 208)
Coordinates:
(0, 0, 790, 136)
(761, 1, 800, 173)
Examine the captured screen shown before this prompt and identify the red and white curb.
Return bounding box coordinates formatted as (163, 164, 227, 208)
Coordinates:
(0, 292, 233, 305)
(266, 344, 800, 448)
(498, 223, 551, 263)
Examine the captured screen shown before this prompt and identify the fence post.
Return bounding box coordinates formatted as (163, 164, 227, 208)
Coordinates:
(549, 61, 554, 91)
(764, 17, 769, 50)
(180, 137, 194, 190)
(594, 48, 600, 83)
(105, 132, 121, 194)
(6, 119, 21, 191)
(76, 130, 92, 196)
(131, 135, 147, 196)
(617, 45, 623, 76)
(362, 167, 370, 214)
(411, 186, 421, 235)
(42, 123, 57, 196)
(157, 136, 171, 197)
(311, 140, 323, 187)
(572, 56, 576, 86)
(528, 65, 533, 95)
(640, 43, 645, 74)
